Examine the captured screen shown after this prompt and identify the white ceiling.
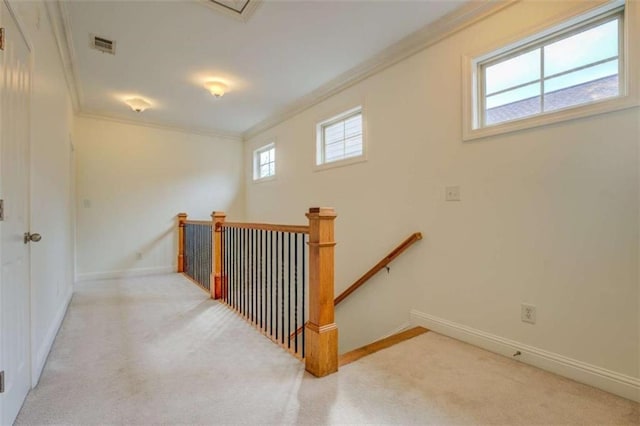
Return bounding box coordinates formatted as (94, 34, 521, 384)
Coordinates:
(63, 0, 468, 137)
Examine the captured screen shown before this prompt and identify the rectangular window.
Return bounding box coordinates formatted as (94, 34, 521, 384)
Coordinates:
(316, 107, 364, 166)
(253, 143, 275, 181)
(475, 3, 624, 128)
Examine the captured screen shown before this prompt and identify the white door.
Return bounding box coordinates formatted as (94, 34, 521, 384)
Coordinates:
(0, 2, 32, 424)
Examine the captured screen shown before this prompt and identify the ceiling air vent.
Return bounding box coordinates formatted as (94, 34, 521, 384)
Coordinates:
(90, 34, 115, 55)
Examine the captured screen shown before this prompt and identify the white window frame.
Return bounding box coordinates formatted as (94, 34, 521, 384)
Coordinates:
(252, 142, 276, 182)
(315, 106, 366, 171)
(462, 0, 639, 141)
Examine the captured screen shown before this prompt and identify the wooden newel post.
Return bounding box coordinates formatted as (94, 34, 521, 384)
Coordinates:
(212, 211, 226, 300)
(305, 207, 338, 377)
(177, 213, 188, 273)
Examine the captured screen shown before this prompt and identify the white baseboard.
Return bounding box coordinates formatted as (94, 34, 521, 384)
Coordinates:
(410, 309, 640, 402)
(32, 285, 73, 387)
(75, 265, 175, 282)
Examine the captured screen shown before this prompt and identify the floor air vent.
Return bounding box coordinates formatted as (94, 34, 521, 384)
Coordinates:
(90, 35, 115, 55)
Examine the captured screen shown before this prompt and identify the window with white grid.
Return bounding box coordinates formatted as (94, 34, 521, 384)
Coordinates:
(316, 107, 364, 166)
(478, 7, 622, 126)
(460, 0, 640, 141)
(253, 143, 275, 181)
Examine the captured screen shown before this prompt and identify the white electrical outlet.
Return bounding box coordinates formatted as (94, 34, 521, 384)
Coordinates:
(521, 304, 536, 324)
(445, 186, 461, 201)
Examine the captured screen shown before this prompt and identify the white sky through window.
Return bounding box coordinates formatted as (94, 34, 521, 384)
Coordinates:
(484, 18, 619, 109)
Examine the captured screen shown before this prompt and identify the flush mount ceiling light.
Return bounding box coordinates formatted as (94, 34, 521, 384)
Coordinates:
(125, 97, 151, 112)
(205, 81, 228, 98)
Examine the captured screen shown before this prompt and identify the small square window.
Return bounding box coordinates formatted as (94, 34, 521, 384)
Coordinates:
(253, 143, 275, 181)
(316, 107, 364, 167)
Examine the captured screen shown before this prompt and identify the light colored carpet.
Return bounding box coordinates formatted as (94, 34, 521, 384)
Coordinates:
(16, 274, 639, 425)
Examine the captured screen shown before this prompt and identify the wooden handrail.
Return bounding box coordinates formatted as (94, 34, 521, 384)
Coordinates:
(290, 231, 423, 340)
(335, 232, 422, 306)
(221, 221, 309, 234)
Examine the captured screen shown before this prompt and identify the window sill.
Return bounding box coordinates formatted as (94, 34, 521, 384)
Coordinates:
(314, 155, 367, 172)
(463, 94, 639, 142)
(252, 175, 277, 184)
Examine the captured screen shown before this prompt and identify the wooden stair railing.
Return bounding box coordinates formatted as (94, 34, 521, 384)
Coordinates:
(177, 213, 214, 292)
(290, 232, 422, 340)
(177, 207, 339, 378)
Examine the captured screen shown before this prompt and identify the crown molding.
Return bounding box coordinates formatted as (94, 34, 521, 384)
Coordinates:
(77, 110, 243, 141)
(45, 0, 242, 141)
(43, 0, 513, 143)
(4, 0, 34, 53)
(242, 0, 514, 141)
(44, 0, 83, 112)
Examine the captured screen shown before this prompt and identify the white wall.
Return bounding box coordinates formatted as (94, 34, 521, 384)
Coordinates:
(74, 116, 244, 280)
(245, 0, 639, 398)
(10, 0, 76, 384)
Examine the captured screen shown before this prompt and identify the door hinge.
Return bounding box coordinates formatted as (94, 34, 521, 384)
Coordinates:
(0, 28, 5, 51)
(0, 370, 4, 393)
(0, 199, 4, 221)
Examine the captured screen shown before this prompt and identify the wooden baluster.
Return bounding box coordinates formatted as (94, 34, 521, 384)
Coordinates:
(305, 207, 338, 377)
(212, 211, 226, 300)
(177, 213, 188, 273)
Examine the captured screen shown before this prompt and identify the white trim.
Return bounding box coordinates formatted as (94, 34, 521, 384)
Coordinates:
(77, 111, 243, 141)
(252, 174, 276, 184)
(314, 155, 367, 173)
(4, 0, 33, 52)
(462, 0, 640, 141)
(42, 1, 244, 137)
(410, 309, 640, 402)
(252, 141, 276, 182)
(75, 265, 175, 282)
(242, 1, 513, 140)
(463, 97, 639, 141)
(43, 0, 81, 112)
(314, 105, 366, 171)
(32, 286, 72, 387)
(41, 0, 514, 142)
